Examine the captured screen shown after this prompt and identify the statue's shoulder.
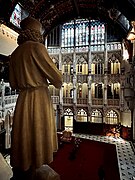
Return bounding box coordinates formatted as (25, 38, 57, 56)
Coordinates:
(33, 42, 46, 51)
(32, 41, 44, 47)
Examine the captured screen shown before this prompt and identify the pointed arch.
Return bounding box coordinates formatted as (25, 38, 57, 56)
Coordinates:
(90, 109, 103, 123)
(105, 109, 119, 124)
(76, 108, 87, 122)
(63, 108, 73, 130)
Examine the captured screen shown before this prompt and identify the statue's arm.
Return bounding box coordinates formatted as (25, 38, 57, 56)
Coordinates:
(34, 44, 62, 89)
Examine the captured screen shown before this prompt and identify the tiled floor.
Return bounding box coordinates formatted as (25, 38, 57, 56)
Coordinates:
(73, 133, 135, 180)
(4, 134, 135, 180)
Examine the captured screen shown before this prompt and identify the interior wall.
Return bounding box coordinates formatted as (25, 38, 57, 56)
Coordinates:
(121, 111, 131, 127)
(0, 24, 18, 56)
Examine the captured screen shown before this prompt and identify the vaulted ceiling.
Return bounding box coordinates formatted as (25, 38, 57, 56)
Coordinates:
(0, 0, 135, 37)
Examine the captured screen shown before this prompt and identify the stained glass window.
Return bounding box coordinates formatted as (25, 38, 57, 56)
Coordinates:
(90, 20, 105, 45)
(106, 110, 118, 124)
(76, 109, 87, 122)
(75, 19, 89, 46)
(91, 109, 102, 123)
(61, 21, 74, 47)
(61, 19, 105, 49)
(64, 108, 73, 131)
(10, 3, 29, 28)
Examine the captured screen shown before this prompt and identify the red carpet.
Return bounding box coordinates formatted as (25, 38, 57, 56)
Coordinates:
(49, 137, 120, 180)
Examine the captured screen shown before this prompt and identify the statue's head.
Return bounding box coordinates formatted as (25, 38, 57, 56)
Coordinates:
(20, 16, 43, 34)
(17, 16, 44, 45)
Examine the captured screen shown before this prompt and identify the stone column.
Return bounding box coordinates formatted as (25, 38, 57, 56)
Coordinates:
(73, 50, 77, 105)
(103, 29, 108, 107)
(5, 111, 12, 149)
(1, 80, 5, 119)
(132, 39, 135, 141)
(88, 47, 92, 106)
(132, 105, 135, 141)
(59, 49, 63, 105)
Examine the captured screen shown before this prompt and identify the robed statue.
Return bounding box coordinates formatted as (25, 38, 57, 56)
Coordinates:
(9, 16, 62, 179)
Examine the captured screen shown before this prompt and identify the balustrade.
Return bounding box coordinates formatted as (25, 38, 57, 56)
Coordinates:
(92, 98, 103, 105)
(51, 96, 59, 104)
(63, 74, 73, 83)
(48, 42, 121, 55)
(2, 95, 119, 107)
(107, 74, 120, 83)
(107, 99, 119, 106)
(0, 95, 18, 109)
(91, 74, 104, 83)
(77, 98, 88, 105)
(63, 97, 73, 104)
(77, 74, 88, 83)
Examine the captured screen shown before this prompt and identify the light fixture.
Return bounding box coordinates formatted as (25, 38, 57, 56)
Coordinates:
(127, 21, 135, 41)
(127, 31, 135, 41)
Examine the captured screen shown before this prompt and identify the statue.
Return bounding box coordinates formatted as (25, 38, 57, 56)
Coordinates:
(9, 16, 62, 179)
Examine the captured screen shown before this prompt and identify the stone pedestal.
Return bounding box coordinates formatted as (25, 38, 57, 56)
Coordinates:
(36, 165, 60, 180)
(0, 153, 13, 180)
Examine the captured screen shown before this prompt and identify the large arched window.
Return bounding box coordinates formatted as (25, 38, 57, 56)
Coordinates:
(76, 109, 87, 122)
(107, 83, 120, 99)
(76, 55, 88, 75)
(105, 110, 118, 124)
(90, 109, 102, 123)
(90, 20, 105, 45)
(62, 56, 73, 75)
(63, 83, 73, 98)
(91, 54, 104, 74)
(61, 19, 105, 48)
(64, 108, 73, 131)
(95, 83, 103, 98)
(108, 54, 120, 74)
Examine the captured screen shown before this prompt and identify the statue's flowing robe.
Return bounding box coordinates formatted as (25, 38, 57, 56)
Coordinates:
(9, 41, 62, 171)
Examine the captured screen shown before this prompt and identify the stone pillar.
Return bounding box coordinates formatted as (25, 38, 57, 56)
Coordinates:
(1, 80, 5, 119)
(103, 76, 107, 106)
(73, 76, 77, 104)
(120, 86, 124, 110)
(73, 51, 77, 105)
(59, 48, 62, 71)
(88, 46, 92, 106)
(104, 30, 108, 106)
(132, 105, 135, 142)
(4, 113, 11, 149)
(59, 86, 63, 105)
(59, 49, 63, 105)
(132, 39, 135, 141)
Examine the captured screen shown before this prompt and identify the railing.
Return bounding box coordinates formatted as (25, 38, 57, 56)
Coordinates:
(107, 74, 120, 83)
(92, 98, 119, 106)
(0, 95, 18, 109)
(51, 96, 59, 104)
(61, 47, 74, 53)
(0, 94, 120, 109)
(63, 74, 73, 83)
(63, 97, 73, 104)
(107, 99, 119, 106)
(47, 47, 60, 54)
(107, 42, 121, 51)
(75, 46, 89, 52)
(62, 74, 120, 84)
(91, 74, 104, 83)
(91, 44, 105, 52)
(77, 74, 88, 83)
(48, 42, 122, 55)
(4, 95, 18, 105)
(92, 98, 103, 105)
(77, 98, 88, 105)
(2, 95, 60, 105)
